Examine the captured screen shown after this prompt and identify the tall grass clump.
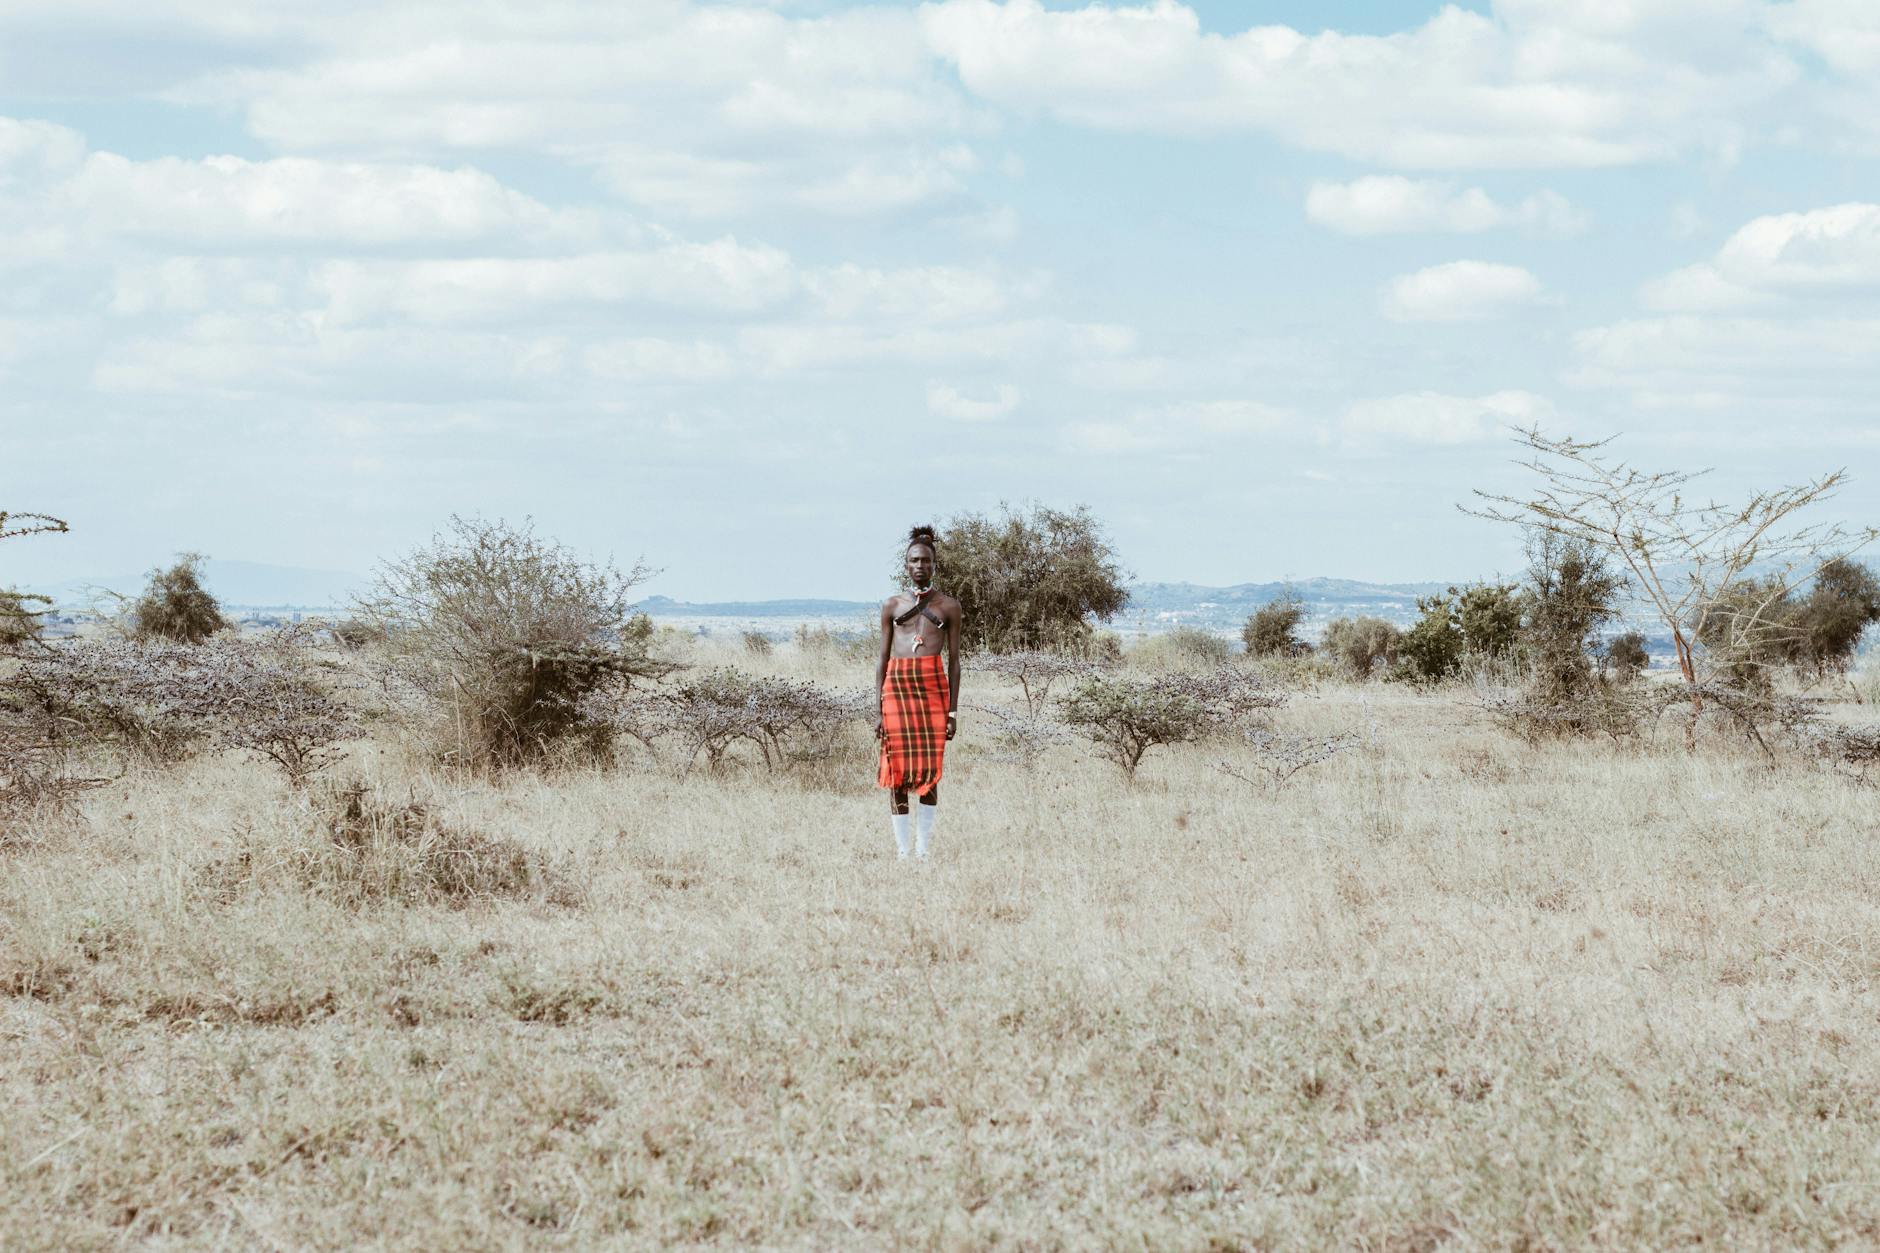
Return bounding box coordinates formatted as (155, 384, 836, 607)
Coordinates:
(1129, 626, 1232, 671)
(357, 516, 670, 772)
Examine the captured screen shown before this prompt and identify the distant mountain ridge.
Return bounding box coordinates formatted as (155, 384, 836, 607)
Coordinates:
(638, 595, 877, 618)
(24, 565, 1451, 626)
(1126, 578, 1448, 613)
(26, 560, 367, 610)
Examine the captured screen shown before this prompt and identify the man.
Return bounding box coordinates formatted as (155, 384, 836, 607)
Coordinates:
(875, 524, 961, 859)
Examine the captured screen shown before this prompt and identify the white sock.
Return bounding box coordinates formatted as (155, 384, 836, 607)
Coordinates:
(891, 812, 912, 858)
(916, 803, 937, 858)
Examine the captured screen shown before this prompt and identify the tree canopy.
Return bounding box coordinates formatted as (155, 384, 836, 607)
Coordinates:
(925, 503, 1129, 654)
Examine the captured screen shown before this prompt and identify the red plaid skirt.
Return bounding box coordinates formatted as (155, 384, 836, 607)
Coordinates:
(878, 654, 948, 795)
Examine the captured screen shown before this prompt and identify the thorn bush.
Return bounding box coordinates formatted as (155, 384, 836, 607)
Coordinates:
(1058, 666, 1283, 778)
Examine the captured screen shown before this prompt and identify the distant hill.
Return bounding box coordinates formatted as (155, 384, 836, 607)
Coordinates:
(1127, 578, 1447, 614)
(641, 580, 1450, 633)
(23, 569, 1452, 628)
(27, 560, 367, 611)
(638, 595, 878, 618)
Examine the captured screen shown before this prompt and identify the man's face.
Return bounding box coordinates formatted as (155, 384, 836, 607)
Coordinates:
(905, 545, 934, 587)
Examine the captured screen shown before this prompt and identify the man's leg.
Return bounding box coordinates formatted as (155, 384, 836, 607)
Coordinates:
(890, 788, 912, 859)
(915, 785, 938, 858)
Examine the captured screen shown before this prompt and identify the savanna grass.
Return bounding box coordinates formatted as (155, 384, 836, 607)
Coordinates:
(2, 643, 1878, 1247)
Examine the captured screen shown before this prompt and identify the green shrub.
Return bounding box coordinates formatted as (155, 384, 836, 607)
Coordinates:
(1793, 558, 1880, 677)
(1603, 631, 1650, 681)
(1456, 583, 1524, 660)
(132, 553, 226, 644)
(1392, 594, 1467, 686)
(0, 589, 51, 649)
(1242, 597, 1308, 658)
(1523, 532, 1625, 707)
(1320, 617, 1400, 680)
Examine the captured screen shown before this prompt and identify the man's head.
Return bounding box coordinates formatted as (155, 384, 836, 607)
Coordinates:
(905, 524, 938, 589)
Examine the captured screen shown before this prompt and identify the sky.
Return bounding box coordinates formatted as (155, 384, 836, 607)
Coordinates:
(3, 0, 1879, 601)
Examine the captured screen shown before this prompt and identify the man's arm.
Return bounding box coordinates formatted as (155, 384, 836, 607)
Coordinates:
(945, 599, 962, 739)
(874, 599, 894, 738)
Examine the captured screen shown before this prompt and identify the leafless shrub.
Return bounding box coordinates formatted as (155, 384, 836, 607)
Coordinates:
(320, 617, 389, 651)
(741, 630, 774, 657)
(1471, 428, 1877, 739)
(1806, 722, 1880, 784)
(598, 668, 870, 772)
(1059, 666, 1284, 778)
(355, 517, 671, 772)
(0, 721, 106, 839)
(973, 702, 1072, 766)
(0, 633, 361, 782)
(973, 649, 1101, 715)
(296, 779, 579, 908)
(1481, 677, 1821, 759)
(1479, 684, 1660, 746)
(1220, 729, 1360, 790)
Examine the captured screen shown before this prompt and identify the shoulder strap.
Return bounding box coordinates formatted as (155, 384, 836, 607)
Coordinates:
(893, 590, 945, 628)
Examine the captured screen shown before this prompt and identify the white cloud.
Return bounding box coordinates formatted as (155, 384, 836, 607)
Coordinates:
(583, 338, 737, 383)
(1381, 260, 1544, 322)
(309, 241, 799, 324)
(1648, 202, 1880, 313)
(158, 4, 984, 221)
(64, 153, 589, 249)
(1571, 314, 1880, 395)
(738, 318, 1130, 373)
(1305, 177, 1585, 236)
(0, 117, 85, 187)
(1765, 0, 1880, 75)
(926, 380, 1019, 420)
(920, 0, 1799, 169)
(806, 263, 1018, 324)
(1063, 399, 1294, 454)
(1343, 390, 1553, 445)
(1583, 201, 1880, 409)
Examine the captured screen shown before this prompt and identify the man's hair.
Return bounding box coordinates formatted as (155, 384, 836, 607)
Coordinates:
(907, 524, 939, 552)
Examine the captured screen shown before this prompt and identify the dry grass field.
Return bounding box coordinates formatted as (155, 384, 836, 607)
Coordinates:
(5, 641, 1880, 1248)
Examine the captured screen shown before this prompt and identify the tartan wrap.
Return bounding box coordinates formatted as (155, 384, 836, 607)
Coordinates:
(877, 653, 949, 795)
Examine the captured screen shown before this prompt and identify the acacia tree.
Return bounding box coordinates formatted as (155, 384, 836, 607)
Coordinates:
(0, 512, 67, 649)
(0, 512, 67, 542)
(1470, 429, 1877, 720)
(926, 503, 1130, 653)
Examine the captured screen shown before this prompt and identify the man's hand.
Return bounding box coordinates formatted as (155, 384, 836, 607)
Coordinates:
(945, 712, 958, 741)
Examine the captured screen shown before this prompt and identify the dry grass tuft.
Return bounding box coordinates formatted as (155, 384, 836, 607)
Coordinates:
(307, 780, 583, 908)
